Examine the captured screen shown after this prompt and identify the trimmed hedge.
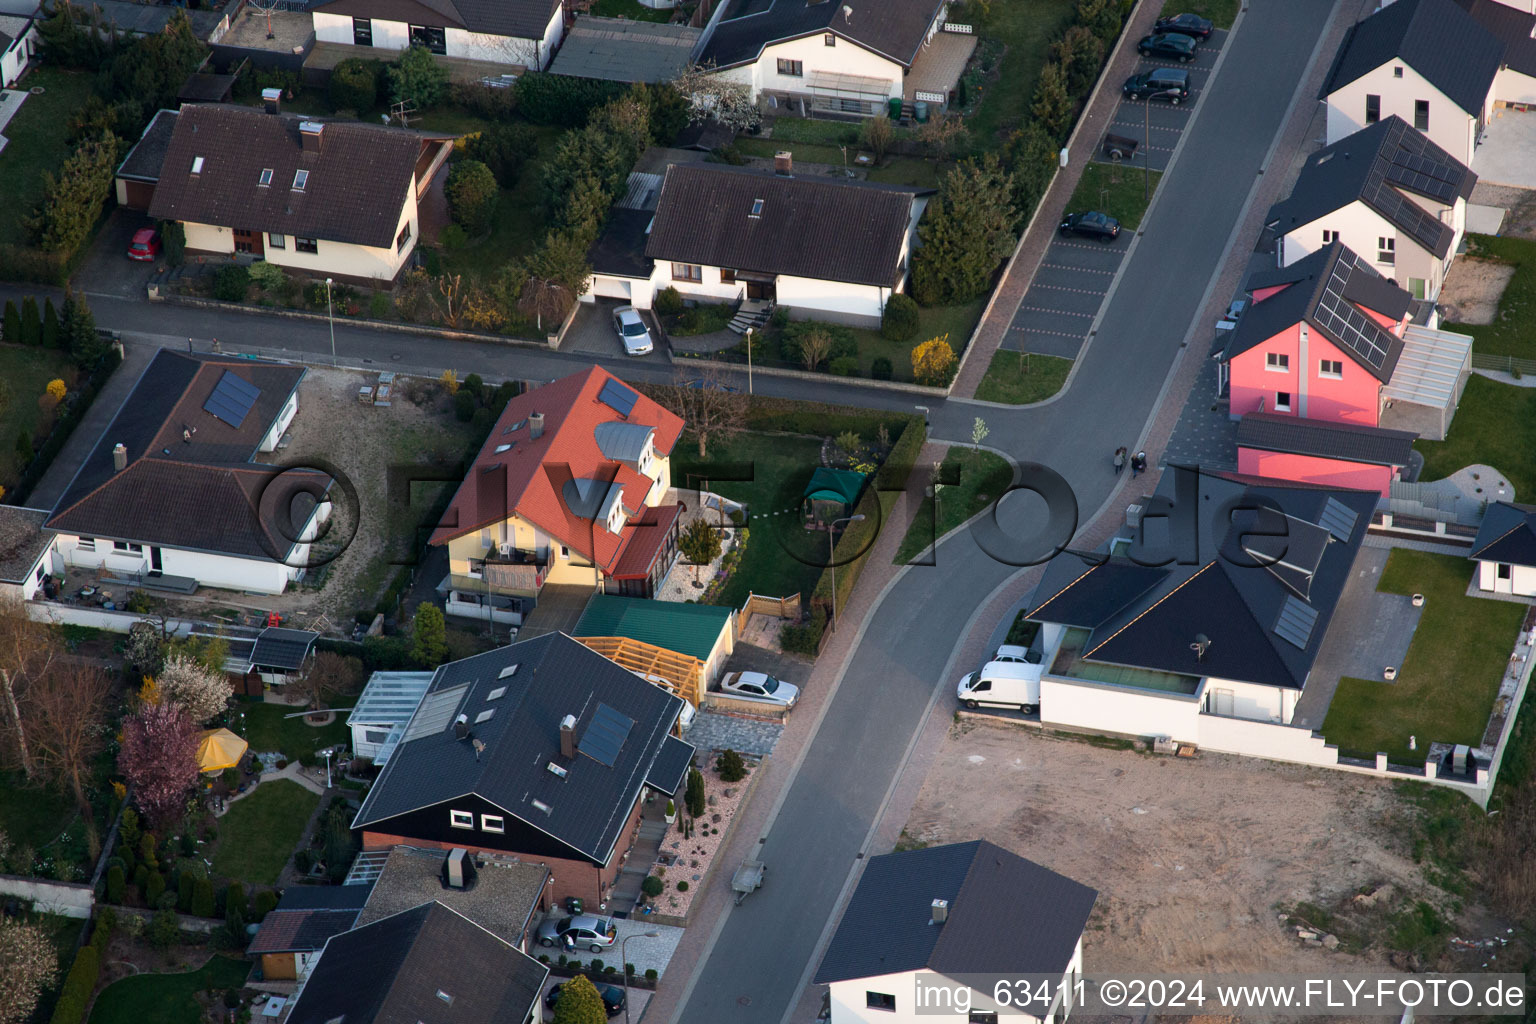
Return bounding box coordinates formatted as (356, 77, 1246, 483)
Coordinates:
(47, 940, 101, 1024)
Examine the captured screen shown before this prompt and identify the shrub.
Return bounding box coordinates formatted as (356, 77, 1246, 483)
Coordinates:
(248, 261, 284, 291)
(329, 57, 382, 112)
(653, 286, 684, 316)
(453, 388, 477, 422)
(224, 882, 246, 920)
(145, 871, 165, 907)
(191, 878, 215, 918)
(176, 871, 193, 912)
(685, 767, 705, 818)
(159, 221, 185, 267)
(645, 968, 658, 982)
(252, 890, 279, 921)
(716, 748, 747, 782)
(676, 880, 689, 891)
(213, 264, 250, 302)
(446, 160, 499, 234)
(368, 292, 391, 318)
(464, 123, 537, 188)
(15, 430, 32, 465)
(450, 81, 519, 120)
(513, 74, 625, 126)
(2, 300, 18, 343)
(881, 293, 920, 341)
(911, 334, 957, 386)
(21, 296, 40, 345)
(105, 865, 124, 904)
(829, 355, 859, 377)
(131, 864, 148, 896)
(641, 875, 664, 898)
(41, 298, 59, 349)
(148, 907, 180, 949)
(871, 356, 893, 380)
(780, 607, 828, 655)
(389, 44, 449, 110)
(471, 406, 493, 434)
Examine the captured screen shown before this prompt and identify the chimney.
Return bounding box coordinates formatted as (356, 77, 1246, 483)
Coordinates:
(774, 150, 793, 176)
(261, 87, 282, 114)
(559, 713, 577, 758)
(112, 443, 127, 472)
(453, 713, 470, 741)
(299, 120, 324, 154)
(529, 412, 545, 440)
(442, 848, 478, 890)
(931, 899, 948, 925)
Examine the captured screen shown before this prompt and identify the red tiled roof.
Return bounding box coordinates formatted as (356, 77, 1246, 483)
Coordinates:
(430, 367, 684, 574)
(610, 502, 683, 579)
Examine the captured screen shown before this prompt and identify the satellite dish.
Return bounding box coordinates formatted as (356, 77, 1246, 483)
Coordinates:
(842, 4, 853, 22)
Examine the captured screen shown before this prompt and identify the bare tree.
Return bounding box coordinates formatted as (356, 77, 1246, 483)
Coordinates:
(655, 365, 746, 459)
(0, 598, 61, 780)
(29, 660, 110, 853)
(517, 275, 573, 333)
(293, 651, 364, 712)
(860, 116, 894, 162)
(799, 328, 833, 372)
(0, 919, 57, 1024)
(671, 62, 761, 133)
(914, 113, 968, 160)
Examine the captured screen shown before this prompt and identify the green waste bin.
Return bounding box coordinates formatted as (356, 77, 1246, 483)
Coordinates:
(914, 100, 930, 122)
(887, 97, 902, 120)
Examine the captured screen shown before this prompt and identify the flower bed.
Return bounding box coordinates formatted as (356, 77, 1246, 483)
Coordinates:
(646, 754, 756, 918)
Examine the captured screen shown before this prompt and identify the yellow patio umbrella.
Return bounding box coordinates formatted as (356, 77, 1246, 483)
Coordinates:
(196, 728, 249, 774)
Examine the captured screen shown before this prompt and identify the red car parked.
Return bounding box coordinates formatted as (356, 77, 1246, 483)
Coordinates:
(127, 228, 161, 262)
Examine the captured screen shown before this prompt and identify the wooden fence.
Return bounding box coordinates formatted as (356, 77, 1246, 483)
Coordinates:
(736, 593, 800, 633)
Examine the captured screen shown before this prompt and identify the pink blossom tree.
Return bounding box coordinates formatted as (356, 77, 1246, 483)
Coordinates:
(118, 700, 200, 830)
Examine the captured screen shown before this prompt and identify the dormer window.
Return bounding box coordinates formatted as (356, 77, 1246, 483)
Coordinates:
(258, 168, 273, 187)
(191, 156, 204, 174)
(293, 169, 309, 191)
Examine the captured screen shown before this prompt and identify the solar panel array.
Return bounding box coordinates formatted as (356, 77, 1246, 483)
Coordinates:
(1273, 595, 1320, 650)
(598, 378, 639, 418)
(1318, 496, 1360, 541)
(1381, 119, 1465, 203)
(203, 370, 262, 429)
(580, 701, 634, 768)
(1313, 253, 1397, 375)
(1364, 154, 1450, 254)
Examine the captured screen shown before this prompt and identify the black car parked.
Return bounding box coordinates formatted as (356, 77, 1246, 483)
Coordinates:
(1137, 32, 1197, 62)
(1122, 68, 1192, 104)
(1059, 211, 1121, 242)
(547, 982, 627, 1018)
(1153, 12, 1214, 38)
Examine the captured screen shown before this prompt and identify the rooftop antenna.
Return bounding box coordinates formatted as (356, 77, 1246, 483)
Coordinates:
(1190, 634, 1212, 662)
(472, 738, 486, 761)
(247, 0, 279, 39)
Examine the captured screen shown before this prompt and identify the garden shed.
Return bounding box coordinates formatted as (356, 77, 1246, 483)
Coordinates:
(802, 467, 867, 522)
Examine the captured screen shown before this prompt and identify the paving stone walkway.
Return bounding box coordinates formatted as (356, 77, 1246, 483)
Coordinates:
(686, 711, 783, 758)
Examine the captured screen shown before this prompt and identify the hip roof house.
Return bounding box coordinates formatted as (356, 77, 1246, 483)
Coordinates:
(1470, 501, 1536, 597)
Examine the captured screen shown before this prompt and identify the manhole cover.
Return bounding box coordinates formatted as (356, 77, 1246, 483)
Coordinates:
(738, 997, 752, 1007)
(391, 353, 401, 361)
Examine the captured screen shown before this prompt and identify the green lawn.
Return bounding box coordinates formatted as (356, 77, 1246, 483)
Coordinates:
(1175, 0, 1242, 29)
(439, 125, 564, 282)
(1448, 234, 1536, 359)
(974, 351, 1073, 404)
(88, 956, 251, 1024)
(210, 779, 320, 886)
(895, 448, 1013, 564)
(238, 703, 353, 764)
(0, 772, 77, 855)
(965, 0, 1080, 151)
(0, 68, 98, 248)
(1066, 163, 1163, 230)
(672, 432, 829, 608)
(671, 303, 736, 336)
(847, 299, 986, 381)
(1416, 375, 1536, 499)
(0, 343, 74, 485)
(589, 0, 672, 20)
(1321, 550, 1524, 763)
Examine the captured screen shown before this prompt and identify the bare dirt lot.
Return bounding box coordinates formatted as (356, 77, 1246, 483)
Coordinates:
(902, 721, 1462, 975)
(1439, 258, 1516, 326)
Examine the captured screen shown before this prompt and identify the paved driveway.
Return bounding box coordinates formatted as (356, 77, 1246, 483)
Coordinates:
(1005, 30, 1228, 362)
(564, 299, 670, 365)
(74, 208, 160, 301)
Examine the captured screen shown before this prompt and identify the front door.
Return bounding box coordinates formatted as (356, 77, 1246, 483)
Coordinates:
(233, 229, 264, 257)
(745, 280, 776, 302)
(149, 547, 163, 573)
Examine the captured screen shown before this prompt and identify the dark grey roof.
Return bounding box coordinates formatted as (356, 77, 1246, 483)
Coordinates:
(588, 208, 657, 279)
(311, 0, 560, 38)
(1029, 473, 1378, 690)
(115, 108, 179, 183)
(353, 633, 685, 864)
(674, 119, 736, 152)
(814, 840, 1097, 985)
(646, 734, 695, 795)
(548, 16, 701, 83)
(247, 907, 364, 954)
(0, 506, 51, 585)
(177, 72, 235, 103)
(251, 627, 318, 670)
(1456, 0, 1536, 78)
(358, 846, 547, 942)
(1470, 501, 1536, 566)
(1267, 116, 1476, 260)
(1236, 412, 1418, 467)
(699, 0, 945, 69)
(1219, 242, 1409, 383)
(272, 884, 374, 911)
(645, 164, 920, 288)
(287, 901, 546, 1024)
(45, 350, 323, 561)
(1030, 559, 1170, 629)
(1321, 0, 1503, 116)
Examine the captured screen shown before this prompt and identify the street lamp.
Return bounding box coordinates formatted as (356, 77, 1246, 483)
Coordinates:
(620, 930, 660, 1024)
(324, 277, 336, 366)
(1143, 96, 1151, 204)
(319, 746, 333, 788)
(828, 513, 866, 632)
(745, 327, 754, 395)
(914, 404, 929, 429)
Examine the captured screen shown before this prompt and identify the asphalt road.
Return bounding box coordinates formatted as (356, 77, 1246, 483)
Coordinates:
(669, 3, 1339, 1023)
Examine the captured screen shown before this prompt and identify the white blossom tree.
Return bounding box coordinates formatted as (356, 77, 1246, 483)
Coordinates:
(0, 919, 58, 1024)
(671, 62, 761, 133)
(156, 652, 233, 725)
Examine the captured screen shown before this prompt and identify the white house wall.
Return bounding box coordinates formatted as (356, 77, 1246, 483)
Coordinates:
(1039, 676, 1203, 744)
(53, 536, 295, 594)
(777, 275, 888, 326)
(1195, 714, 1342, 767)
(259, 391, 300, 453)
(717, 33, 903, 104)
(1494, 67, 1536, 107)
(1200, 676, 1295, 723)
(1, 22, 35, 89)
(1477, 559, 1536, 597)
(312, 11, 555, 68)
(1326, 63, 1483, 166)
(446, 27, 537, 68)
(1279, 198, 1446, 298)
(829, 968, 1048, 1024)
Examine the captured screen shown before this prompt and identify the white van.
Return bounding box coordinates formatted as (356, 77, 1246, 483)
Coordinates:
(956, 660, 1042, 714)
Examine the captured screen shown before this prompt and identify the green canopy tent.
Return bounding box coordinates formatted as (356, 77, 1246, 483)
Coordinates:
(802, 467, 867, 524)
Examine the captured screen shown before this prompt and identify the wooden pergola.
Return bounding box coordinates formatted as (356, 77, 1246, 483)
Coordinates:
(574, 635, 704, 707)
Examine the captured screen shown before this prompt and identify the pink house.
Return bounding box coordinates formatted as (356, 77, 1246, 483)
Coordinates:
(1235, 413, 1417, 497)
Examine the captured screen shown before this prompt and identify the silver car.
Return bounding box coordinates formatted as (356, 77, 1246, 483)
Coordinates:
(720, 671, 799, 708)
(537, 914, 617, 952)
(613, 306, 654, 356)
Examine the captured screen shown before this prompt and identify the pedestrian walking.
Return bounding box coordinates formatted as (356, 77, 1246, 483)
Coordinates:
(1113, 447, 1127, 475)
(1131, 451, 1147, 477)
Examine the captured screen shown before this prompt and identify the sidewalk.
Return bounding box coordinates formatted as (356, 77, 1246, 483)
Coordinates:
(951, 0, 1166, 399)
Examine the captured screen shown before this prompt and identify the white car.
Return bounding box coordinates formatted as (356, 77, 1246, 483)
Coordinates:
(720, 671, 799, 708)
(992, 644, 1042, 665)
(613, 306, 654, 356)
